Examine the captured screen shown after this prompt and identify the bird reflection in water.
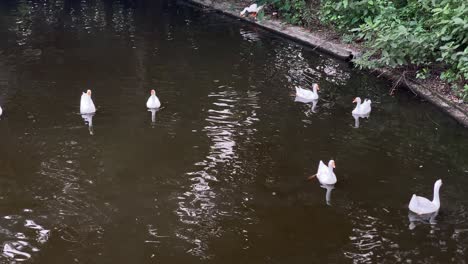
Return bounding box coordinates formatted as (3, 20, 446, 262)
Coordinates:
(294, 96, 318, 114)
(321, 184, 334, 206)
(408, 211, 438, 230)
(352, 113, 370, 128)
(148, 108, 159, 127)
(81, 113, 94, 135)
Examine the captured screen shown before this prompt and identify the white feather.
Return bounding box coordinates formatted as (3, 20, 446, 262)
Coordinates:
(80, 93, 96, 114)
(146, 94, 161, 109)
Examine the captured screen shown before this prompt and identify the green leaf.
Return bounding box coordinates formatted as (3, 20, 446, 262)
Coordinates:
(453, 17, 464, 25)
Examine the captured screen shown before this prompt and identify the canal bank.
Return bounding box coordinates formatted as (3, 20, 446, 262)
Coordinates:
(184, 0, 468, 127)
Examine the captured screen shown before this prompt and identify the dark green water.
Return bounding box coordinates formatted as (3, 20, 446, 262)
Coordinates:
(0, 0, 468, 263)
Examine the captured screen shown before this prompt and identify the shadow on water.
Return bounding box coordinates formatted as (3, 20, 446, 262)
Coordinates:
(0, 0, 468, 263)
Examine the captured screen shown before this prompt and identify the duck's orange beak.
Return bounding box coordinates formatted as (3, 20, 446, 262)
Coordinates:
(352, 98, 356, 103)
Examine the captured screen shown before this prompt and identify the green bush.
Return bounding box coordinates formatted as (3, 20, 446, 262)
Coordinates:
(258, 0, 313, 26)
(320, 0, 467, 99)
(320, 0, 391, 30)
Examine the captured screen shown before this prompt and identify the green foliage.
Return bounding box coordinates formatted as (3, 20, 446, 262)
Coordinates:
(320, 0, 391, 30)
(416, 68, 430, 80)
(463, 84, 468, 100)
(319, 0, 467, 99)
(258, 0, 313, 26)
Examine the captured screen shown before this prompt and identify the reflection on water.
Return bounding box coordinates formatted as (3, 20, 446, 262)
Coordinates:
(343, 208, 399, 263)
(0, 212, 49, 262)
(408, 211, 438, 230)
(352, 113, 370, 128)
(177, 87, 238, 258)
(148, 108, 159, 126)
(295, 96, 318, 114)
(321, 184, 334, 205)
(81, 113, 94, 135)
(1, 0, 468, 263)
(176, 85, 260, 258)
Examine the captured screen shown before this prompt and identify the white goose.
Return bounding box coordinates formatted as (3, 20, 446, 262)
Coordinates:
(309, 160, 337, 185)
(80, 90, 96, 114)
(0, 105, 2, 116)
(296, 83, 319, 101)
(409, 179, 442, 215)
(146, 89, 161, 109)
(240, 4, 264, 17)
(352, 97, 371, 115)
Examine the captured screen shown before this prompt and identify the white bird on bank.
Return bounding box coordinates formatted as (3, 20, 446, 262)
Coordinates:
(80, 89, 96, 114)
(146, 89, 161, 109)
(409, 179, 442, 215)
(296, 83, 319, 101)
(308, 160, 337, 185)
(240, 3, 264, 17)
(352, 97, 371, 115)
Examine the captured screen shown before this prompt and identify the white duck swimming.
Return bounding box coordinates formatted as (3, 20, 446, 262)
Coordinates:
(296, 83, 319, 100)
(409, 179, 442, 215)
(240, 3, 264, 17)
(352, 97, 371, 115)
(80, 89, 96, 114)
(146, 89, 161, 109)
(0, 105, 2, 116)
(309, 160, 337, 185)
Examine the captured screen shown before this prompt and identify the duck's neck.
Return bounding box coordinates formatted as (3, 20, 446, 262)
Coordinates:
(313, 86, 318, 94)
(354, 101, 362, 112)
(328, 164, 334, 174)
(432, 183, 441, 207)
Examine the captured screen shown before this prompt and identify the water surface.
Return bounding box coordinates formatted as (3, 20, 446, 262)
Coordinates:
(0, 0, 468, 263)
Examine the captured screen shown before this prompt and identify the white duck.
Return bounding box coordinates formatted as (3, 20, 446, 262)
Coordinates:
(296, 83, 319, 101)
(80, 89, 96, 114)
(352, 97, 371, 115)
(240, 3, 264, 17)
(146, 89, 161, 109)
(0, 105, 2, 117)
(309, 160, 337, 185)
(409, 179, 442, 215)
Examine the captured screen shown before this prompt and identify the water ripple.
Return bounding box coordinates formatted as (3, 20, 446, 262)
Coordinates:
(0, 212, 49, 262)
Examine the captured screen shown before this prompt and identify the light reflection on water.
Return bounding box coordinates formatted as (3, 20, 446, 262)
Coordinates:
(0, 0, 468, 263)
(176, 84, 260, 258)
(1, 213, 48, 262)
